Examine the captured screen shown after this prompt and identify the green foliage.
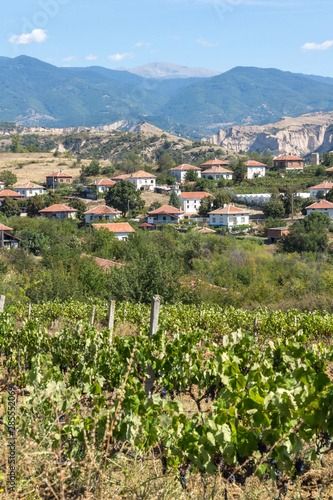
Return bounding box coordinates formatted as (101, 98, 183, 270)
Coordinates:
(105, 180, 145, 217)
(11, 133, 23, 153)
(169, 189, 181, 209)
(315, 165, 326, 176)
(0, 197, 20, 217)
(69, 198, 86, 222)
(101, 164, 116, 175)
(0, 170, 17, 187)
(321, 152, 333, 167)
(27, 195, 46, 217)
(263, 195, 285, 218)
(85, 158, 100, 176)
(280, 212, 330, 254)
(18, 228, 50, 254)
(231, 159, 247, 184)
(264, 217, 285, 229)
(185, 169, 198, 182)
(198, 196, 214, 216)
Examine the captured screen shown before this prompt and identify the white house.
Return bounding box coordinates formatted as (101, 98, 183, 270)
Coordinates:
(306, 199, 333, 218)
(38, 204, 77, 220)
(179, 191, 213, 215)
(309, 181, 333, 199)
(83, 205, 121, 224)
(14, 182, 47, 197)
(0, 182, 4, 190)
(201, 166, 233, 180)
(128, 170, 156, 191)
(92, 222, 135, 240)
(208, 205, 250, 228)
(147, 205, 184, 224)
(244, 160, 266, 179)
(168, 164, 202, 183)
(85, 179, 116, 194)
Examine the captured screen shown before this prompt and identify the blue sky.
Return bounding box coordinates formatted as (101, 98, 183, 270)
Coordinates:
(2, 0, 333, 76)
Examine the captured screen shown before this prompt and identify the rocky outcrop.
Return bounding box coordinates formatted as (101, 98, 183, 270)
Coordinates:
(202, 112, 333, 155)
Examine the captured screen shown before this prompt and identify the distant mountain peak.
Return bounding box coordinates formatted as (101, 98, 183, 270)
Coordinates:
(120, 62, 220, 79)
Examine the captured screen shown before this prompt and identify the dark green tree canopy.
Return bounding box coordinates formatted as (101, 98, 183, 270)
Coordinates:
(69, 198, 87, 222)
(0, 170, 17, 187)
(105, 180, 144, 217)
(169, 189, 181, 209)
(185, 169, 198, 182)
(263, 195, 285, 219)
(0, 197, 20, 217)
(280, 212, 330, 254)
(27, 195, 46, 217)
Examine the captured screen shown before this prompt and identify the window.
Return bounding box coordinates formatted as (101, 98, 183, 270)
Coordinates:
(151, 180, 153, 183)
(66, 179, 70, 183)
(212, 217, 216, 223)
(241, 217, 245, 223)
(163, 216, 166, 221)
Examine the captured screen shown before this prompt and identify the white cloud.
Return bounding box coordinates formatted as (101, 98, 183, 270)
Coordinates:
(301, 40, 333, 51)
(108, 53, 134, 62)
(135, 41, 150, 47)
(8, 28, 48, 45)
(62, 56, 75, 62)
(85, 54, 97, 61)
(197, 38, 219, 47)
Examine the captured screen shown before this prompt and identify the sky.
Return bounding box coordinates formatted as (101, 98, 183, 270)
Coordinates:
(2, 0, 333, 76)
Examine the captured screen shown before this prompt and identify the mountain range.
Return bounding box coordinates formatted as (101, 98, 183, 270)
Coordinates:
(1, 56, 333, 137)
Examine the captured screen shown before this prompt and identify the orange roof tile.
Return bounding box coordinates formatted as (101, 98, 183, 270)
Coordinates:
(15, 182, 45, 189)
(0, 223, 13, 231)
(84, 205, 121, 215)
(169, 164, 201, 171)
(148, 204, 184, 215)
(306, 199, 333, 209)
(92, 222, 135, 233)
(46, 171, 72, 178)
(87, 179, 116, 187)
(0, 189, 24, 198)
(274, 154, 303, 161)
(81, 253, 124, 271)
(39, 204, 77, 213)
(202, 166, 233, 174)
(198, 227, 216, 233)
(209, 205, 250, 215)
(111, 174, 131, 181)
(326, 167, 333, 172)
(179, 191, 213, 199)
(129, 170, 156, 178)
(201, 158, 229, 167)
(244, 160, 267, 167)
(309, 181, 333, 190)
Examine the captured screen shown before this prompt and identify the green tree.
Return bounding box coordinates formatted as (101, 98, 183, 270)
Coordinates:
(157, 153, 174, 173)
(27, 195, 46, 217)
(0, 170, 17, 187)
(69, 198, 86, 222)
(280, 212, 330, 253)
(105, 180, 144, 217)
(321, 152, 333, 167)
(11, 134, 22, 153)
(213, 191, 231, 209)
(0, 197, 21, 217)
(263, 195, 285, 219)
(198, 196, 214, 216)
(169, 189, 181, 209)
(185, 169, 198, 182)
(18, 228, 49, 254)
(232, 160, 247, 183)
(85, 158, 100, 176)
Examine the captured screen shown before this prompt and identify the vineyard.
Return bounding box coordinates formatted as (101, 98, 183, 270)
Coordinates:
(1, 299, 333, 499)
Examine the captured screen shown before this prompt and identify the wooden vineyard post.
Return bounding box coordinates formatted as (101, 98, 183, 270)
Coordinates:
(0, 295, 5, 313)
(108, 300, 116, 344)
(253, 315, 258, 337)
(91, 306, 96, 326)
(145, 295, 161, 397)
(28, 303, 31, 318)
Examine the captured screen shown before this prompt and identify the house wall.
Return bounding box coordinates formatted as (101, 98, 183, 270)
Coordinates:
(41, 212, 76, 220)
(209, 213, 249, 227)
(85, 213, 120, 224)
(114, 232, 131, 240)
(306, 208, 333, 218)
(128, 178, 156, 191)
(180, 197, 208, 214)
(309, 188, 331, 198)
(201, 172, 232, 180)
(169, 170, 201, 182)
(147, 214, 181, 224)
(46, 177, 72, 188)
(247, 167, 266, 180)
(15, 188, 46, 197)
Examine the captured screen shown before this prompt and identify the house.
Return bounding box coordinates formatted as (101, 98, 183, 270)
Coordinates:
(178, 191, 213, 215)
(244, 160, 266, 179)
(273, 154, 304, 170)
(85, 179, 116, 194)
(306, 199, 333, 218)
(83, 205, 121, 224)
(309, 181, 333, 199)
(14, 182, 47, 197)
(168, 164, 202, 183)
(0, 182, 4, 190)
(201, 158, 230, 169)
(38, 204, 77, 220)
(111, 174, 131, 182)
(267, 227, 290, 243)
(208, 204, 250, 228)
(0, 223, 19, 248)
(92, 222, 135, 240)
(46, 171, 73, 188)
(0, 189, 25, 203)
(147, 205, 184, 224)
(201, 166, 233, 180)
(111, 171, 156, 191)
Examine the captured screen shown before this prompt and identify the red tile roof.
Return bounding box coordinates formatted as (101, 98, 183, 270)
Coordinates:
(46, 171, 72, 178)
(39, 204, 77, 213)
(306, 199, 333, 209)
(92, 222, 135, 233)
(326, 167, 333, 172)
(198, 227, 216, 233)
(202, 166, 233, 174)
(309, 181, 333, 190)
(87, 179, 116, 187)
(0, 223, 13, 231)
(129, 170, 156, 178)
(15, 182, 45, 189)
(111, 174, 131, 181)
(0, 189, 24, 198)
(201, 158, 229, 167)
(244, 160, 267, 167)
(209, 205, 250, 215)
(148, 204, 184, 215)
(274, 154, 303, 161)
(169, 164, 201, 171)
(179, 191, 213, 199)
(139, 222, 154, 228)
(84, 205, 121, 215)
